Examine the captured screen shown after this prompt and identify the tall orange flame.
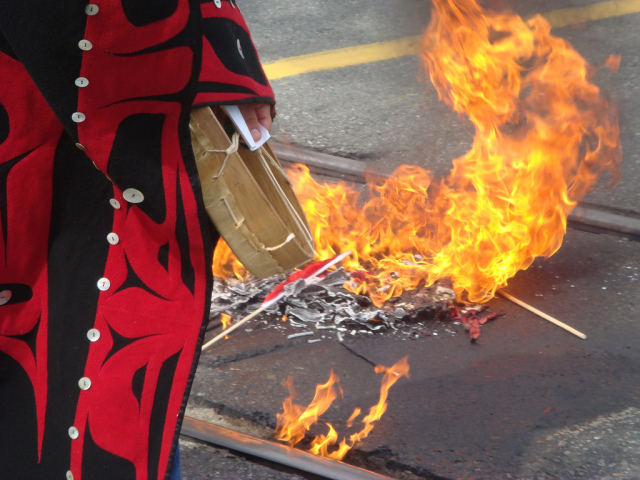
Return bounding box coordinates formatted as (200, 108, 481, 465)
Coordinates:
(214, 0, 621, 305)
(275, 357, 410, 460)
(417, 0, 621, 303)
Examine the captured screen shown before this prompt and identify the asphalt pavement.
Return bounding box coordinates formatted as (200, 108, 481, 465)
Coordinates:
(181, 1, 640, 479)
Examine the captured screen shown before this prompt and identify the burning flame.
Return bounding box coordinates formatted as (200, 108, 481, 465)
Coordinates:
(214, 0, 621, 304)
(275, 357, 410, 460)
(220, 312, 231, 330)
(213, 242, 241, 280)
(218, 312, 232, 340)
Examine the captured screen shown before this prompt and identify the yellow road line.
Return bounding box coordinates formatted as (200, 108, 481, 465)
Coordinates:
(263, 36, 423, 81)
(263, 0, 640, 80)
(544, 0, 640, 28)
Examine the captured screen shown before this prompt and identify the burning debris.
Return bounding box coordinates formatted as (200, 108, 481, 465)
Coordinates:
(204, 0, 620, 347)
(210, 267, 500, 342)
(213, 0, 621, 312)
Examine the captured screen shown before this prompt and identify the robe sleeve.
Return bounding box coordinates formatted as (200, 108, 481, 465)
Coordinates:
(195, 0, 275, 107)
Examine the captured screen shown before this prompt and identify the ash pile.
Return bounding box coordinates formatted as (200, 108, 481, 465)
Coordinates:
(210, 269, 502, 341)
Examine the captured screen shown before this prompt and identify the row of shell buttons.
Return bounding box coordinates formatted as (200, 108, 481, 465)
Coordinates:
(68, 328, 101, 453)
(98, 190, 144, 290)
(67, 376, 92, 452)
(74, 329, 100, 446)
(72, 5, 98, 125)
(72, 36, 91, 123)
(67, 10, 100, 480)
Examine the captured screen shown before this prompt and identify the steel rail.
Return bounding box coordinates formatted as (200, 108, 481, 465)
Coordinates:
(272, 142, 640, 240)
(181, 416, 398, 480)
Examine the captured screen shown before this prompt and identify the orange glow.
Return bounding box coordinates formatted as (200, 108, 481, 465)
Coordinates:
(213, 0, 620, 305)
(275, 357, 410, 460)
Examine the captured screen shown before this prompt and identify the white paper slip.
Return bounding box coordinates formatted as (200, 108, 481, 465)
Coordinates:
(221, 105, 270, 151)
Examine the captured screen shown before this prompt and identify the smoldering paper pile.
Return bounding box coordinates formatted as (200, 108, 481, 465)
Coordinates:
(210, 268, 501, 341)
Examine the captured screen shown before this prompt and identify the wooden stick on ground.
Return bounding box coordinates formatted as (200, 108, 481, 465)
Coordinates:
(497, 290, 587, 340)
(201, 306, 265, 352)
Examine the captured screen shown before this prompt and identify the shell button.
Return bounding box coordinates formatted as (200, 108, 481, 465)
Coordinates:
(85, 4, 99, 15)
(107, 233, 120, 245)
(72, 112, 86, 123)
(214, 0, 221, 7)
(78, 377, 92, 390)
(123, 188, 144, 204)
(97, 278, 110, 291)
(0, 290, 12, 306)
(237, 39, 244, 59)
(68, 426, 79, 439)
(87, 329, 101, 342)
(78, 39, 93, 51)
(75, 77, 89, 88)
(109, 199, 121, 209)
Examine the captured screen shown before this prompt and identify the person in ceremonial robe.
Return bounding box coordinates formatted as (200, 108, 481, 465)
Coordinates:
(0, 1, 273, 478)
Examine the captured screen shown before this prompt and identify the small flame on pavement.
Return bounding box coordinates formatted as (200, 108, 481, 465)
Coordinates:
(213, 0, 620, 307)
(220, 312, 232, 330)
(220, 312, 232, 340)
(275, 357, 410, 460)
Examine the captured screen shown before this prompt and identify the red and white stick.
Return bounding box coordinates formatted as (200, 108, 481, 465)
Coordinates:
(201, 251, 352, 351)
